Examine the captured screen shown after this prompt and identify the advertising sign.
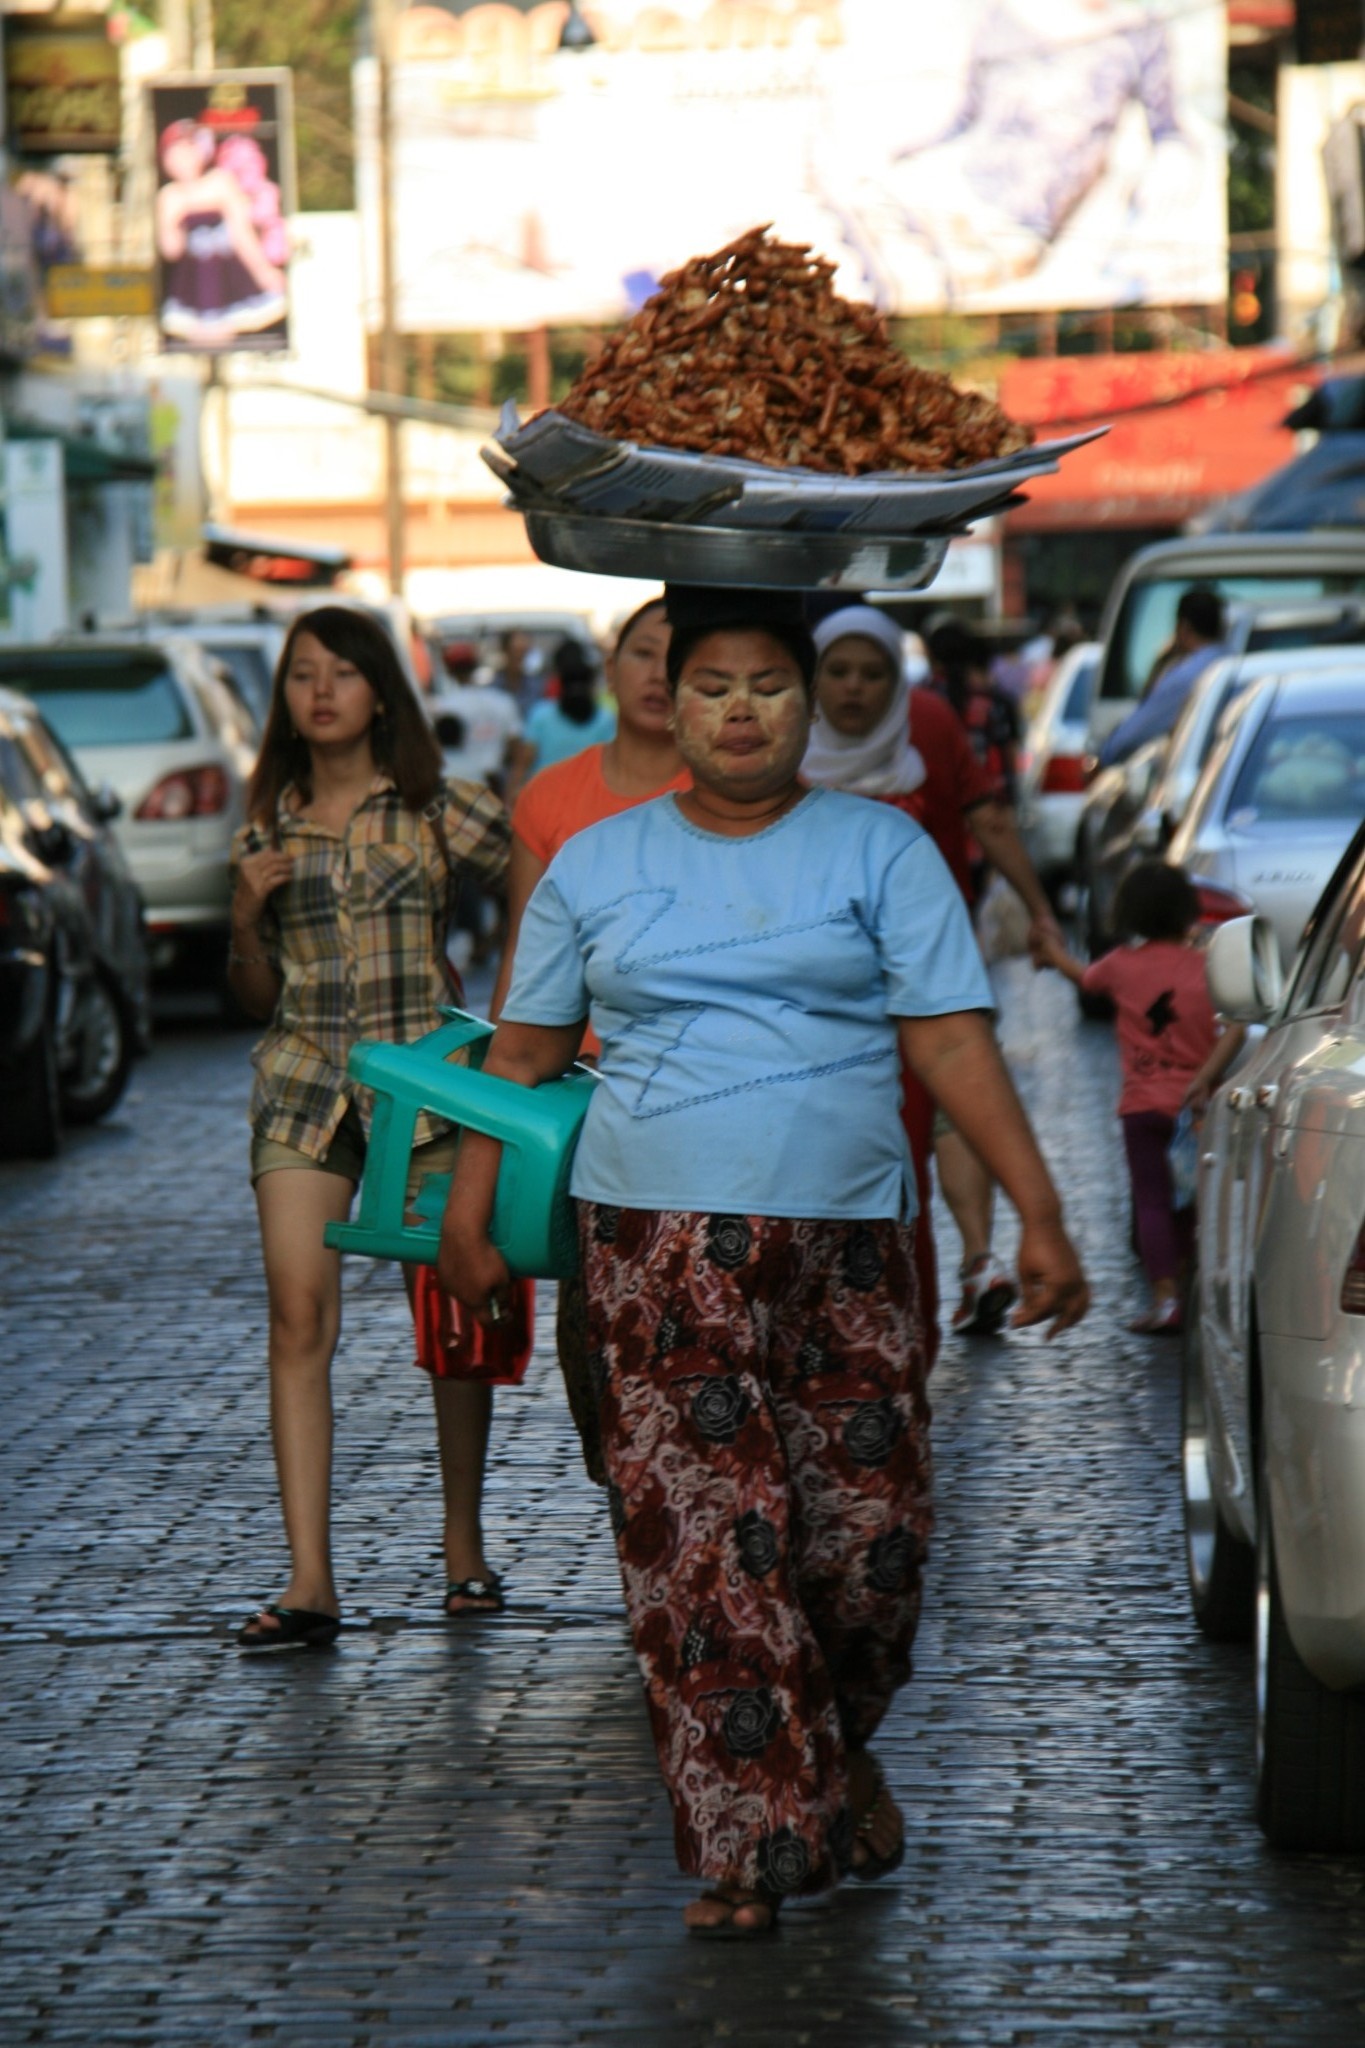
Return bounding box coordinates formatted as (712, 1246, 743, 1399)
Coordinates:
(148, 71, 296, 355)
(360, 0, 1227, 330)
(46, 266, 156, 319)
(3, 14, 122, 156)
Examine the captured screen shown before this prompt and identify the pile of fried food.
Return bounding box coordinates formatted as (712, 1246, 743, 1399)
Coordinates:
(559, 226, 1031, 476)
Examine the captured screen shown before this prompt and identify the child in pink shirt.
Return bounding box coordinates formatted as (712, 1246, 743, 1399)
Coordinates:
(1039, 863, 1244, 1334)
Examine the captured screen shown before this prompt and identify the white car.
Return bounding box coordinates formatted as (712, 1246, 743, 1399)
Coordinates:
(1016, 640, 1100, 887)
(1184, 888, 1365, 1849)
(6, 636, 257, 985)
(1165, 663, 1365, 969)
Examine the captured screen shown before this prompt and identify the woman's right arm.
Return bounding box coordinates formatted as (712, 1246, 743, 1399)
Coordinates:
(489, 834, 547, 1019)
(155, 185, 186, 259)
(227, 844, 291, 1020)
(436, 1018, 585, 1318)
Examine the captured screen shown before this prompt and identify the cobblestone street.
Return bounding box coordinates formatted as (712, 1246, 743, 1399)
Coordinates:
(2, 961, 1363, 2047)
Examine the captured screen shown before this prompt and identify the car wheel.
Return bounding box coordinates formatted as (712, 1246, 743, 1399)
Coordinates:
(1181, 1297, 1254, 1640)
(0, 1013, 62, 1160)
(1255, 1425, 1365, 1850)
(60, 973, 132, 1125)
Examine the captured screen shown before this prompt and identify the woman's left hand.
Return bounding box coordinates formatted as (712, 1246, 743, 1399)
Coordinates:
(1012, 1219, 1090, 1337)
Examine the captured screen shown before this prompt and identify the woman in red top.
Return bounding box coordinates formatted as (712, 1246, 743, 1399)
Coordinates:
(805, 606, 1060, 1353)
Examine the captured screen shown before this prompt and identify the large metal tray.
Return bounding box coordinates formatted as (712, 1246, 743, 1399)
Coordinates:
(522, 510, 951, 591)
(489, 405, 1106, 537)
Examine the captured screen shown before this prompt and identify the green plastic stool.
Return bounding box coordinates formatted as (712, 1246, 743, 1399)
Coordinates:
(323, 1009, 597, 1279)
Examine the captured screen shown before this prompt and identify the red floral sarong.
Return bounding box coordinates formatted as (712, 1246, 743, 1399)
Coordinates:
(579, 1204, 932, 1897)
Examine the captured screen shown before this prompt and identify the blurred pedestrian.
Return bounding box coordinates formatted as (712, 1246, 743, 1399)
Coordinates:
(1099, 587, 1225, 768)
(807, 606, 1060, 1342)
(439, 585, 1088, 1937)
(928, 615, 1021, 821)
(227, 607, 511, 1650)
(523, 641, 617, 775)
(1036, 860, 1244, 1335)
(490, 596, 685, 1481)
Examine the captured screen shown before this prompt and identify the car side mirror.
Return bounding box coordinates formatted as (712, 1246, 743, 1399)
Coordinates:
(1205, 914, 1284, 1023)
(91, 782, 122, 823)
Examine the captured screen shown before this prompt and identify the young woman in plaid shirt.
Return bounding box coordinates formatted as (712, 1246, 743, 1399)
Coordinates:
(228, 608, 510, 1652)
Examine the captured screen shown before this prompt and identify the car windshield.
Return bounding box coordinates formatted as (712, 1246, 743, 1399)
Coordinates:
(1107, 573, 1365, 702)
(1228, 711, 1365, 823)
(4, 658, 192, 746)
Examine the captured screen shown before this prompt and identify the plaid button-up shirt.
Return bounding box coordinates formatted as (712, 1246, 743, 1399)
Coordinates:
(231, 776, 509, 1159)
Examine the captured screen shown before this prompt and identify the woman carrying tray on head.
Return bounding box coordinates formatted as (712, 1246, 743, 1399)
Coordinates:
(437, 585, 1087, 1935)
(228, 608, 511, 1652)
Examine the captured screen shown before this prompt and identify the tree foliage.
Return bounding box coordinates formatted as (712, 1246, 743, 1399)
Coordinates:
(210, 0, 360, 212)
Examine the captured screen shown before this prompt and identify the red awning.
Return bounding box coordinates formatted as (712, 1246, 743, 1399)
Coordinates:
(1000, 351, 1313, 531)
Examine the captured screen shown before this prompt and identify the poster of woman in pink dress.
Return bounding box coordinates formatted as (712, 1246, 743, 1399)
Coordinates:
(151, 74, 296, 354)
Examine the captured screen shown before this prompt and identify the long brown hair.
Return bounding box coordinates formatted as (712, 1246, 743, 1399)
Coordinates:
(245, 605, 443, 826)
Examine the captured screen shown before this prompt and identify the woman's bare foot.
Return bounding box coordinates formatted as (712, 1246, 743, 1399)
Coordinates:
(683, 1887, 778, 1938)
(847, 1748, 905, 1877)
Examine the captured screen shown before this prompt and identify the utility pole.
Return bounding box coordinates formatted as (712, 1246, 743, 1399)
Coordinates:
(374, 0, 405, 597)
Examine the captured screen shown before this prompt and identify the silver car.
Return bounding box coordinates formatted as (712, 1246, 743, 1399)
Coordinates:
(1185, 888, 1365, 1849)
(1165, 663, 1365, 968)
(1079, 648, 1365, 957)
(1016, 640, 1100, 887)
(4, 637, 257, 984)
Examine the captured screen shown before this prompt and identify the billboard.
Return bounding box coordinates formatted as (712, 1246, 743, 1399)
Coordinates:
(3, 13, 122, 156)
(360, 0, 1228, 331)
(148, 71, 296, 355)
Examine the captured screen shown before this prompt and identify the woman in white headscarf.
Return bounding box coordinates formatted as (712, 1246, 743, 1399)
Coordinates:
(804, 605, 1060, 1359)
(804, 606, 927, 805)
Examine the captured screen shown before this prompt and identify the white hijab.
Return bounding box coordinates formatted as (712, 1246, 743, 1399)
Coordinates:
(803, 607, 927, 797)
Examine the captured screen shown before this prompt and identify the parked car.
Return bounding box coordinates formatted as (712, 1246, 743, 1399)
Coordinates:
(1184, 883, 1365, 1849)
(1077, 645, 1365, 958)
(0, 638, 256, 990)
(1223, 593, 1365, 659)
(1164, 663, 1365, 970)
(0, 689, 149, 1155)
(181, 615, 285, 726)
(1092, 532, 1365, 748)
(1016, 640, 1101, 892)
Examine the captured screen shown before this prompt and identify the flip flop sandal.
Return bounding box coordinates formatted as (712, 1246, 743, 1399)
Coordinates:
(237, 1605, 341, 1654)
(443, 1576, 505, 1619)
(687, 1890, 781, 1941)
(850, 1761, 906, 1882)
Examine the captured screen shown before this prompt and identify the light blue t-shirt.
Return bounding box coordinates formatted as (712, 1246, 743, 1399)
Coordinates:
(525, 698, 617, 773)
(502, 788, 992, 1222)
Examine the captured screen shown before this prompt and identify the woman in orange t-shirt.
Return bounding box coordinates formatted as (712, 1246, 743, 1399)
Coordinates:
(491, 598, 686, 1029)
(490, 596, 686, 1483)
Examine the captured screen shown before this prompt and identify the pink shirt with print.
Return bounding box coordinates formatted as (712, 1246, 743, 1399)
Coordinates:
(1081, 939, 1219, 1119)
